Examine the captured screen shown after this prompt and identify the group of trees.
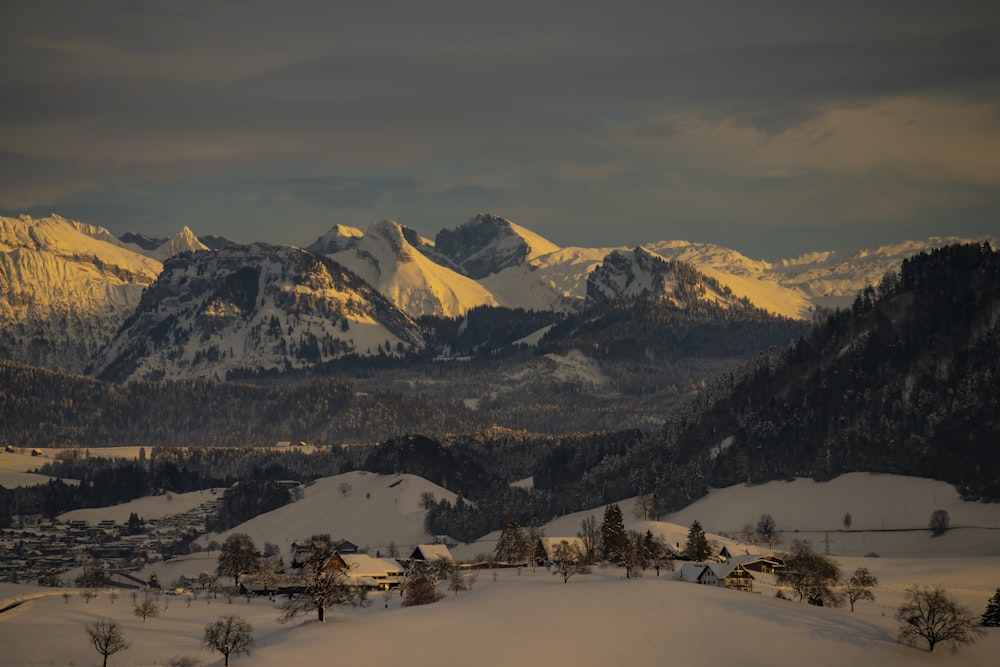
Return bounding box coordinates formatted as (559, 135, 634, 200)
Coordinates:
(85, 615, 254, 667)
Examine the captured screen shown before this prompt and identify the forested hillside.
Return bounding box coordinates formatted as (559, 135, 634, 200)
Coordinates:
(0, 362, 485, 447)
(609, 242, 1000, 509)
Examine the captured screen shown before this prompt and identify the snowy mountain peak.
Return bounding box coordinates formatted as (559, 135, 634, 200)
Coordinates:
(326, 219, 499, 318)
(149, 226, 210, 261)
(433, 213, 562, 279)
(586, 246, 746, 311)
(308, 224, 365, 255)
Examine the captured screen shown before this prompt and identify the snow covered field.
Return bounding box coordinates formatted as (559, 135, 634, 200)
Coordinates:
(2, 472, 999, 666)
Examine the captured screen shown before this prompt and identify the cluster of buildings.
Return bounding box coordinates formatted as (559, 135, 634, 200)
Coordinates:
(0, 496, 223, 586)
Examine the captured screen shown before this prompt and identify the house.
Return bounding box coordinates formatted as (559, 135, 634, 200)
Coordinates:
(409, 544, 454, 563)
(532, 537, 587, 565)
(724, 563, 755, 592)
(325, 552, 403, 590)
(677, 563, 721, 587)
(732, 554, 785, 574)
(677, 562, 753, 591)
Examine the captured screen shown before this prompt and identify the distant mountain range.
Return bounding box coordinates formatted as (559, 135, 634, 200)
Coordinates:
(0, 212, 992, 381)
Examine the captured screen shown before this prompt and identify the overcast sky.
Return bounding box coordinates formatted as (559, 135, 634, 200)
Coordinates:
(1, 1, 998, 259)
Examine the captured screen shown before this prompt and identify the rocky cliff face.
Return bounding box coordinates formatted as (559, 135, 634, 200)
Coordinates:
(0, 215, 162, 373)
(432, 213, 561, 279)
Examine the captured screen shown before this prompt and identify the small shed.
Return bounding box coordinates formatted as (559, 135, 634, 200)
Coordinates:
(409, 544, 454, 563)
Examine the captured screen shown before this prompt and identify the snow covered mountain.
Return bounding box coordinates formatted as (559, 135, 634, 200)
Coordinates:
(315, 219, 499, 318)
(89, 243, 425, 382)
(585, 246, 750, 310)
(120, 226, 211, 261)
(2, 209, 993, 382)
(307, 224, 365, 255)
(433, 213, 562, 279)
(0, 214, 162, 373)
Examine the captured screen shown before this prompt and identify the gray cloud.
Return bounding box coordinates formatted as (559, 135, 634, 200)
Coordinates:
(1, 0, 998, 258)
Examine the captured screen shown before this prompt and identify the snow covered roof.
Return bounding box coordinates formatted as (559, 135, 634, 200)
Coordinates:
(339, 553, 404, 578)
(410, 544, 454, 561)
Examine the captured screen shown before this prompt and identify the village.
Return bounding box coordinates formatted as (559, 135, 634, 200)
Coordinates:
(0, 487, 788, 604)
(0, 492, 223, 587)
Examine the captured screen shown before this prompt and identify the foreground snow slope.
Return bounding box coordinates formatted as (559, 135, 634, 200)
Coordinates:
(4, 471, 999, 666)
(2, 562, 998, 666)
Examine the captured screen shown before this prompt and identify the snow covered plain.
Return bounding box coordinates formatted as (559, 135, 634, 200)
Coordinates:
(2, 471, 999, 666)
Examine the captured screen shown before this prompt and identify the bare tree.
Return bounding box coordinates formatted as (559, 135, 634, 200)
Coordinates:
(756, 514, 780, 551)
(216, 533, 259, 588)
(134, 595, 159, 623)
(577, 514, 601, 564)
(844, 567, 878, 611)
(448, 569, 467, 596)
(85, 618, 130, 667)
(741, 522, 759, 547)
(777, 540, 841, 606)
(256, 555, 283, 598)
(80, 589, 98, 604)
(896, 586, 984, 652)
(644, 531, 675, 577)
(278, 538, 356, 623)
(203, 615, 255, 666)
(618, 530, 650, 580)
(842, 512, 852, 532)
(551, 540, 591, 583)
(337, 482, 352, 497)
(632, 493, 656, 521)
(929, 510, 951, 537)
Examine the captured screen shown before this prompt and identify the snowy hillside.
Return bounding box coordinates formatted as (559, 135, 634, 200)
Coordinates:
(324, 220, 499, 318)
(480, 245, 617, 312)
(199, 471, 458, 556)
(0, 214, 162, 373)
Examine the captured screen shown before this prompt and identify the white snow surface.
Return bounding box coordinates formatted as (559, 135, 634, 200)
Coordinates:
(3, 471, 999, 666)
(329, 220, 499, 318)
(480, 245, 616, 312)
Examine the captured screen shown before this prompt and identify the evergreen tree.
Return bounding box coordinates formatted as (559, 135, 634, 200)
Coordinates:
(600, 504, 627, 564)
(983, 588, 1000, 627)
(494, 516, 528, 565)
(683, 520, 710, 561)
